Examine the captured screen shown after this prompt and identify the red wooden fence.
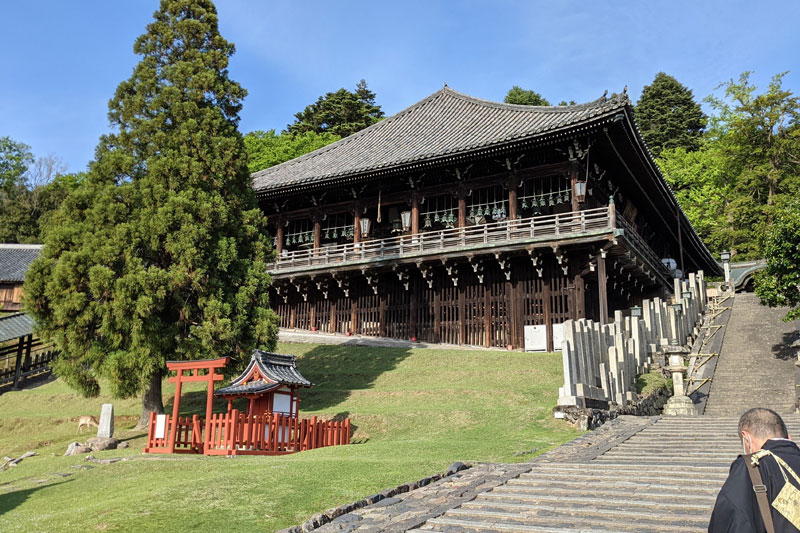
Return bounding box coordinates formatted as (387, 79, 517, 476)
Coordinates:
(144, 411, 350, 456)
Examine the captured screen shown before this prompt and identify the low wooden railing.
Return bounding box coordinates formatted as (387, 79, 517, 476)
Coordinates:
(269, 207, 614, 272)
(144, 410, 350, 456)
(0, 339, 58, 389)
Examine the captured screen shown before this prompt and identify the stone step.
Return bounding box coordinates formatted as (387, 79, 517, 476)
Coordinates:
(421, 514, 701, 533)
(504, 478, 722, 494)
(489, 486, 717, 503)
(525, 463, 729, 476)
(470, 494, 712, 512)
(443, 505, 708, 528)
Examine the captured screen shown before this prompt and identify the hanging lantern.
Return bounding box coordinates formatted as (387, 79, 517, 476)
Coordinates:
(491, 204, 498, 218)
(435, 212, 441, 223)
(548, 194, 555, 207)
(359, 217, 372, 238)
(469, 207, 476, 219)
(333, 229, 339, 239)
(324, 229, 330, 239)
(424, 213, 432, 228)
(574, 180, 587, 203)
(401, 210, 412, 231)
(538, 196, 546, 207)
(521, 198, 528, 209)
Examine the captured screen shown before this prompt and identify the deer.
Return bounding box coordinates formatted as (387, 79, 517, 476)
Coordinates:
(77, 415, 99, 433)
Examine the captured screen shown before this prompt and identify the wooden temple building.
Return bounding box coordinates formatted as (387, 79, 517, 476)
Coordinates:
(254, 87, 721, 351)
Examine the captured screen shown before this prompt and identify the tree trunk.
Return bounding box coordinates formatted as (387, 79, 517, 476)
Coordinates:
(135, 369, 165, 429)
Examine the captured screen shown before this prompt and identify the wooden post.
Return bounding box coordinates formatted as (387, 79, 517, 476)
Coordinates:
(484, 284, 492, 348)
(379, 290, 387, 337)
(570, 165, 580, 212)
(204, 372, 215, 454)
(351, 300, 358, 335)
(608, 196, 616, 229)
(543, 269, 553, 352)
(409, 276, 417, 340)
(169, 372, 183, 453)
(411, 192, 420, 237)
(508, 174, 519, 220)
(11, 335, 24, 389)
(313, 218, 321, 252)
(574, 272, 586, 319)
(458, 281, 466, 345)
(505, 276, 515, 349)
(457, 185, 467, 228)
(276, 223, 284, 255)
(329, 301, 336, 333)
(597, 253, 609, 325)
(353, 203, 361, 246)
(433, 288, 441, 343)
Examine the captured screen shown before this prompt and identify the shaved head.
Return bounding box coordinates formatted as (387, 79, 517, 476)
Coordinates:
(738, 408, 788, 440)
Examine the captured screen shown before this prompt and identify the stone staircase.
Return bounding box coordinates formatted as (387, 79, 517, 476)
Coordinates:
(704, 292, 798, 416)
(415, 415, 800, 532)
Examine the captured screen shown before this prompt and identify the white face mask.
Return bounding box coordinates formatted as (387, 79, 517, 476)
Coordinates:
(742, 434, 753, 455)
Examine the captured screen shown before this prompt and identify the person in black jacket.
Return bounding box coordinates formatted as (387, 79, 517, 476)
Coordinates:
(709, 407, 800, 532)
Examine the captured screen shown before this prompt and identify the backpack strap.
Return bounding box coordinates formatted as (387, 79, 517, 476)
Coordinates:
(744, 453, 776, 533)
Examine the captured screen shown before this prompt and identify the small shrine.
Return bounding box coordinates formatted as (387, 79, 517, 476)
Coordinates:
(215, 350, 312, 418)
(144, 350, 350, 456)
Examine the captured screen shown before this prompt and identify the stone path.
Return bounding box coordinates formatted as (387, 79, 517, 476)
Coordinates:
(414, 416, 800, 532)
(704, 293, 799, 416)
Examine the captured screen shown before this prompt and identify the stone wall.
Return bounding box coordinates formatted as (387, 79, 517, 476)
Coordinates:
(557, 271, 707, 410)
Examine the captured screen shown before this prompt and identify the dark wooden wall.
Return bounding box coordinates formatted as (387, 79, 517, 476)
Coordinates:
(272, 256, 588, 349)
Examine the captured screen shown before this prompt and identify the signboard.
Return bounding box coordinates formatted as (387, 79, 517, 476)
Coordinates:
(523, 323, 566, 352)
(155, 414, 166, 439)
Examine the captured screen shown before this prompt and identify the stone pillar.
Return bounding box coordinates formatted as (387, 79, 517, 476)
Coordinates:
(597, 253, 608, 325)
(98, 403, 114, 438)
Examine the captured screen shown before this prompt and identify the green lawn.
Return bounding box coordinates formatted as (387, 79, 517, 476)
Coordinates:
(0, 343, 580, 532)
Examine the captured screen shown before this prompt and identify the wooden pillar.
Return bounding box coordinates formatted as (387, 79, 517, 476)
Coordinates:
(508, 175, 519, 220)
(608, 196, 616, 228)
(379, 290, 387, 337)
(276, 224, 284, 255)
(411, 192, 420, 237)
(597, 253, 609, 325)
(227, 399, 233, 413)
(543, 267, 553, 352)
(203, 371, 215, 454)
(573, 272, 585, 319)
(313, 218, 321, 252)
(289, 306, 296, 329)
(169, 372, 183, 453)
(458, 281, 466, 345)
(309, 302, 316, 331)
(329, 301, 336, 333)
(353, 203, 361, 246)
(484, 285, 492, 348)
(433, 288, 441, 343)
(350, 300, 358, 335)
(11, 335, 25, 390)
(570, 165, 580, 212)
(409, 276, 417, 340)
(457, 185, 467, 228)
(505, 276, 515, 349)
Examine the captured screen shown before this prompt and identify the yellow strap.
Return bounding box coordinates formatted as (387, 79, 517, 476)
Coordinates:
(752, 450, 800, 486)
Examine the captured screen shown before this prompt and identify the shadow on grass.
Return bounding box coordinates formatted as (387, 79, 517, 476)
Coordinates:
(164, 341, 412, 416)
(0, 478, 73, 517)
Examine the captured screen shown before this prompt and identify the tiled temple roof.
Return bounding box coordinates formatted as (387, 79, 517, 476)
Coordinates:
(252, 87, 629, 196)
(0, 244, 42, 283)
(0, 313, 35, 343)
(215, 349, 312, 396)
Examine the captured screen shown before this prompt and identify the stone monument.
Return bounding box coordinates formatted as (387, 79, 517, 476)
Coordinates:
(97, 403, 114, 438)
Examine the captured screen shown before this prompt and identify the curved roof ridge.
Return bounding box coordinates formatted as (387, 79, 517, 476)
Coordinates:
(440, 85, 627, 112)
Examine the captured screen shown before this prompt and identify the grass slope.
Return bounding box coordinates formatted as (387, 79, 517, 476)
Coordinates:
(0, 343, 579, 531)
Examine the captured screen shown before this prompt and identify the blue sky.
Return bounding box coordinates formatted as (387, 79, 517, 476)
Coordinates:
(2, 1, 798, 174)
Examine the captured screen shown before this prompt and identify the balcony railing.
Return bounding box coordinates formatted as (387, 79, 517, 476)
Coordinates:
(268, 206, 668, 278)
(270, 207, 610, 271)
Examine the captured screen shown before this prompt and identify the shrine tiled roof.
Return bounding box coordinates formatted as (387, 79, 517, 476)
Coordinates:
(0, 313, 35, 343)
(252, 87, 629, 196)
(0, 244, 42, 283)
(215, 349, 312, 396)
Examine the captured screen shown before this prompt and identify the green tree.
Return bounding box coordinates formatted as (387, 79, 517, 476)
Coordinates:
(657, 146, 731, 254)
(504, 86, 550, 106)
(754, 199, 800, 320)
(635, 72, 706, 157)
(287, 79, 383, 137)
(244, 129, 340, 173)
(0, 137, 33, 199)
(24, 0, 279, 426)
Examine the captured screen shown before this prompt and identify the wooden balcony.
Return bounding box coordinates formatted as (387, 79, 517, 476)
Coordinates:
(269, 206, 671, 283)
